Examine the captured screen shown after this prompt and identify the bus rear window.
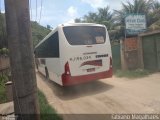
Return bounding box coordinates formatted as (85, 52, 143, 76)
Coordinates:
(63, 26, 106, 45)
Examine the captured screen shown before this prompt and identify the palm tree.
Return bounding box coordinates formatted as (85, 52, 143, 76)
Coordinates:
(114, 0, 154, 26)
(149, 0, 160, 30)
(113, 0, 159, 39)
(97, 7, 112, 21)
(74, 0, 160, 40)
(74, 6, 117, 40)
(83, 12, 98, 23)
(75, 6, 114, 29)
(97, 7, 114, 30)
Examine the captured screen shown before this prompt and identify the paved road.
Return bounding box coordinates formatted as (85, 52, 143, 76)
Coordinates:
(36, 72, 160, 119)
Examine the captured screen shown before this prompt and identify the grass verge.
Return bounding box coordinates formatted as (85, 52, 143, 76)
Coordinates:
(0, 74, 8, 103)
(38, 90, 62, 120)
(115, 69, 150, 79)
(0, 74, 62, 119)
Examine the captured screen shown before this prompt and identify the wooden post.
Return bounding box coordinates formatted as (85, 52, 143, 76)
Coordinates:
(4, 0, 40, 119)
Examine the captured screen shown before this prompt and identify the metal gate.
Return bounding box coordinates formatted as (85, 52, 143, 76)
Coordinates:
(111, 43, 121, 70)
(142, 34, 160, 71)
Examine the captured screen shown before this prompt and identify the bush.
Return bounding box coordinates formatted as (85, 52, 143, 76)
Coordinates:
(0, 75, 8, 103)
(0, 48, 9, 55)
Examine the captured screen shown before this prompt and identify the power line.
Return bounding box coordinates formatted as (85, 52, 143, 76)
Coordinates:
(0, 0, 2, 48)
(39, 0, 43, 23)
(36, 0, 37, 21)
(29, 0, 32, 20)
(0, 0, 1, 13)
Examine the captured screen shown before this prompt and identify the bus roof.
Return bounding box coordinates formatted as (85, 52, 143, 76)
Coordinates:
(58, 23, 105, 27)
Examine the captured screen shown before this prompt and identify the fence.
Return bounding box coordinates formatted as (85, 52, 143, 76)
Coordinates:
(138, 30, 160, 71)
(111, 43, 121, 71)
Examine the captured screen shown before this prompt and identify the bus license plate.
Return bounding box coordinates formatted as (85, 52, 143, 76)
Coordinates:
(87, 68, 95, 72)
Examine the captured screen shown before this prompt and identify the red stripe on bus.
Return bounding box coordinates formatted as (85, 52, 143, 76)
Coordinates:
(61, 67, 112, 86)
(80, 59, 102, 67)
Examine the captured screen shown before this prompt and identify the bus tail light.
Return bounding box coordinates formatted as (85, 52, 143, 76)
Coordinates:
(65, 62, 70, 75)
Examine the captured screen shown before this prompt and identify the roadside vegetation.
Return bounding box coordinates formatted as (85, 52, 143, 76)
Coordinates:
(31, 22, 51, 47)
(0, 13, 51, 49)
(115, 69, 150, 79)
(0, 76, 62, 120)
(0, 47, 9, 56)
(38, 90, 62, 120)
(0, 74, 8, 103)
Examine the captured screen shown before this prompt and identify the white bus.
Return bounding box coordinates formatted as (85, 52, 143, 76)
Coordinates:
(35, 23, 112, 86)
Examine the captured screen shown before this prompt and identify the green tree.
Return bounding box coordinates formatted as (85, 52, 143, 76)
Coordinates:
(75, 18, 82, 23)
(75, 6, 116, 40)
(114, 0, 154, 28)
(0, 13, 51, 48)
(31, 21, 51, 47)
(0, 13, 7, 48)
(149, 0, 160, 30)
(76, 7, 114, 30)
(83, 12, 98, 23)
(113, 0, 160, 39)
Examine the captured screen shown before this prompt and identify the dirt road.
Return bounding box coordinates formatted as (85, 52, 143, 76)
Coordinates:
(36, 72, 160, 115)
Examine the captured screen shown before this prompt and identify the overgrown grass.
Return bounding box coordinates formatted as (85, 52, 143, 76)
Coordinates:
(115, 69, 150, 78)
(38, 90, 62, 120)
(0, 74, 8, 103)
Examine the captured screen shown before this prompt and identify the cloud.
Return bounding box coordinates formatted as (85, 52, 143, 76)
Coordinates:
(67, 6, 78, 17)
(80, 0, 108, 8)
(30, 5, 79, 28)
(65, 6, 78, 24)
(65, 19, 75, 23)
(40, 8, 76, 28)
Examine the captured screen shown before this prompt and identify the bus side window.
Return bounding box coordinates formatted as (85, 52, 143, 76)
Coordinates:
(46, 31, 59, 57)
(35, 31, 59, 58)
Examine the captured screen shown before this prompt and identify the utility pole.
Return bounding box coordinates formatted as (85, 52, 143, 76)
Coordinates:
(4, 0, 40, 120)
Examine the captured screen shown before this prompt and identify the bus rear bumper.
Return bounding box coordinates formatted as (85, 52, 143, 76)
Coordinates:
(61, 67, 112, 86)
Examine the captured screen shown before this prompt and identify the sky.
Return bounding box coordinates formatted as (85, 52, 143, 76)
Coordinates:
(32, 0, 124, 28)
(0, 0, 125, 28)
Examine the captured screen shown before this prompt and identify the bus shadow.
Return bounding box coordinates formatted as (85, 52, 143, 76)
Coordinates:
(55, 82, 113, 101)
(38, 73, 113, 100)
(50, 81, 114, 101)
